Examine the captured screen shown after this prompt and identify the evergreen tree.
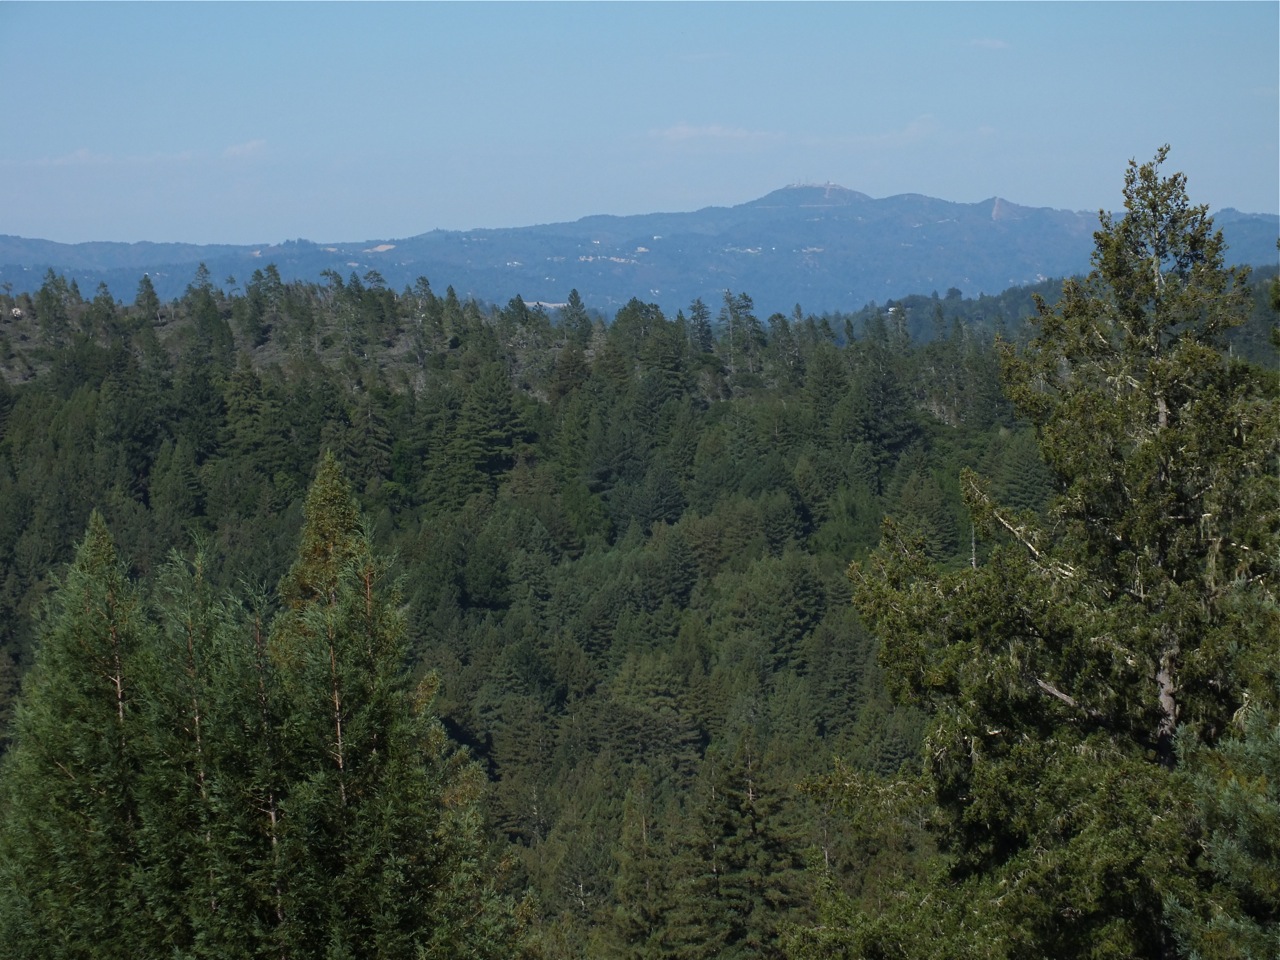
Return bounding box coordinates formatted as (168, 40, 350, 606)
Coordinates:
(138, 549, 277, 956)
(687, 298, 715, 355)
(134, 273, 162, 324)
(34, 268, 72, 343)
(0, 514, 152, 959)
(667, 737, 803, 960)
(0, 464, 521, 959)
(891, 467, 958, 561)
(268, 453, 518, 958)
(85, 282, 120, 343)
(1168, 679, 1280, 959)
(609, 768, 674, 959)
(560, 288, 594, 348)
(440, 362, 520, 505)
(796, 149, 1280, 958)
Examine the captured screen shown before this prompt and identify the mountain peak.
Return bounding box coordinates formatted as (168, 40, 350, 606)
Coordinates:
(742, 183, 871, 209)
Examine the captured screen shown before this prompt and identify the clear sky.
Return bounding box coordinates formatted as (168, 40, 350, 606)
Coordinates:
(3, 1, 1276, 245)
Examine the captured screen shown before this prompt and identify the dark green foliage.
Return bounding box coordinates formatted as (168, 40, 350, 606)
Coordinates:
(1169, 682, 1280, 959)
(34, 268, 74, 342)
(0, 170, 1275, 957)
(559, 289, 595, 348)
(0, 466, 519, 959)
(665, 737, 806, 960)
(795, 149, 1280, 959)
(266, 455, 517, 958)
(0, 515, 152, 959)
(981, 427, 1053, 513)
(134, 274, 161, 323)
(608, 768, 671, 957)
(890, 466, 958, 561)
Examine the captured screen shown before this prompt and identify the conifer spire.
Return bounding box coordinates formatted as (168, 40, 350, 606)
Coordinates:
(278, 451, 362, 608)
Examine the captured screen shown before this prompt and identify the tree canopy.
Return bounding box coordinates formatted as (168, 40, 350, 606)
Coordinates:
(0, 148, 1274, 958)
(0, 461, 520, 959)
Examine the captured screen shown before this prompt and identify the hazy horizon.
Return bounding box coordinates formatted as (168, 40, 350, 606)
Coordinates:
(4, 2, 1277, 246)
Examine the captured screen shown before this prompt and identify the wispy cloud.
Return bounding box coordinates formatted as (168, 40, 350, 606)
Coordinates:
(969, 38, 1009, 50)
(25, 147, 199, 167)
(651, 123, 779, 143)
(819, 115, 937, 151)
(223, 139, 266, 159)
(48, 147, 113, 166)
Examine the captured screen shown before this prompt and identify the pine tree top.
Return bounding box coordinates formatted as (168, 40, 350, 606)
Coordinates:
(278, 451, 362, 608)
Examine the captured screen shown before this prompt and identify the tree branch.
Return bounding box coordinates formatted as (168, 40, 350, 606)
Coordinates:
(964, 474, 1078, 580)
(1034, 677, 1108, 726)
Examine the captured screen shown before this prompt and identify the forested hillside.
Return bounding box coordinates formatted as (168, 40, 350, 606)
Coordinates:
(0, 152, 1275, 958)
(4, 183, 1276, 316)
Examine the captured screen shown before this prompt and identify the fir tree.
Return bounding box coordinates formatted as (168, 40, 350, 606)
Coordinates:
(268, 453, 518, 958)
(0, 514, 152, 959)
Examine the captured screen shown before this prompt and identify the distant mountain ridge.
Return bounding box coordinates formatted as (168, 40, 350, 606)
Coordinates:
(2, 185, 1275, 316)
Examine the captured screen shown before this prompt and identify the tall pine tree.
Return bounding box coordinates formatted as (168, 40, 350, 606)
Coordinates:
(0, 514, 152, 959)
(268, 453, 518, 958)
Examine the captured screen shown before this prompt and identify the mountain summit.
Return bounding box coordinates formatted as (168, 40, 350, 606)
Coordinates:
(743, 184, 873, 208)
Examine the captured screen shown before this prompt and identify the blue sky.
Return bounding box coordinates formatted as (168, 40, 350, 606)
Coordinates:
(3, 2, 1276, 245)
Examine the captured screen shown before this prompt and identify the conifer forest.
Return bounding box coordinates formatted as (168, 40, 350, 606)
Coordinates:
(0, 153, 1275, 959)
